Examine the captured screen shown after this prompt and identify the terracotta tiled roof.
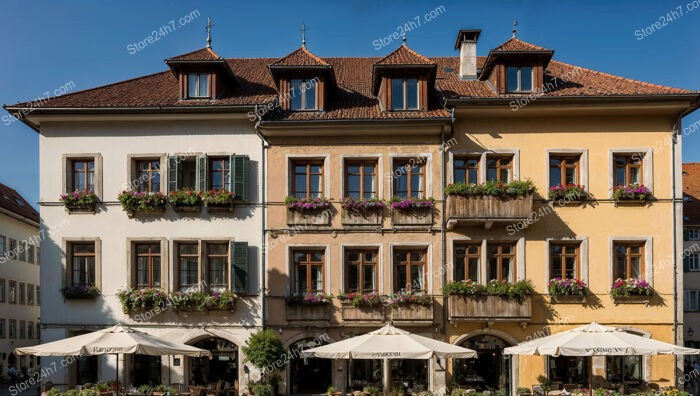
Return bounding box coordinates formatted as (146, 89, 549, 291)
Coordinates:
(270, 46, 330, 67)
(492, 37, 551, 52)
(166, 47, 223, 62)
(684, 163, 700, 225)
(376, 44, 435, 65)
(0, 183, 39, 223)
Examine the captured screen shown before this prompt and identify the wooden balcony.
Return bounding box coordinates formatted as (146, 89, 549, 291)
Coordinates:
(341, 304, 386, 322)
(286, 208, 331, 226)
(391, 208, 433, 226)
(342, 208, 382, 226)
(447, 295, 532, 325)
(389, 303, 434, 324)
(445, 195, 533, 230)
(285, 304, 331, 321)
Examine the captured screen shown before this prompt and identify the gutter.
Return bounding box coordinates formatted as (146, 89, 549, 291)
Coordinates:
(0, 206, 40, 228)
(445, 94, 700, 105)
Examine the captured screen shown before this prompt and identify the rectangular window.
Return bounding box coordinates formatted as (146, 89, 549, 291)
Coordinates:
(19, 283, 25, 304)
(27, 284, 34, 305)
(0, 319, 4, 338)
(687, 254, 700, 272)
(0, 279, 4, 302)
(9, 239, 16, 258)
(36, 286, 40, 306)
(394, 160, 425, 198)
(293, 250, 324, 294)
(206, 243, 229, 293)
(394, 249, 427, 291)
(187, 72, 209, 98)
(292, 160, 324, 199)
(454, 243, 480, 282)
(19, 320, 25, 339)
(71, 159, 95, 192)
(506, 66, 533, 92)
(614, 242, 644, 280)
(27, 321, 34, 339)
(486, 155, 513, 182)
(550, 243, 580, 279)
(0, 235, 4, 254)
(549, 156, 580, 187)
(391, 78, 419, 110)
(70, 243, 96, 286)
(686, 290, 700, 311)
(209, 157, 231, 191)
(27, 245, 35, 264)
(487, 243, 516, 282)
(345, 160, 378, 199)
(613, 154, 643, 185)
(18, 244, 26, 262)
(606, 356, 642, 382)
(686, 229, 700, 241)
(454, 156, 480, 185)
(36, 322, 40, 339)
(549, 356, 589, 384)
(290, 79, 317, 110)
(9, 319, 16, 339)
(135, 159, 161, 193)
(345, 249, 378, 293)
(177, 243, 199, 291)
(135, 243, 161, 289)
(8, 280, 16, 304)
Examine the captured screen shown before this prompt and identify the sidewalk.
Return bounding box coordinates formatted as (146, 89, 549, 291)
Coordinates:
(0, 384, 40, 396)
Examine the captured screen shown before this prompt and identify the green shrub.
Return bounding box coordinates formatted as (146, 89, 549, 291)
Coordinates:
(253, 384, 272, 396)
(445, 180, 536, 197)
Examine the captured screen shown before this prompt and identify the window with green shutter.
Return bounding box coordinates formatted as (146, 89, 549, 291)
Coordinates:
(197, 155, 208, 192)
(231, 241, 249, 294)
(231, 155, 250, 201)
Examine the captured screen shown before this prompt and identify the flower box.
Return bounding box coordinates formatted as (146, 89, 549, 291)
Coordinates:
(60, 190, 99, 214)
(285, 304, 331, 321)
(391, 208, 433, 226)
(447, 295, 532, 322)
(118, 191, 167, 218)
(169, 189, 202, 213)
(613, 184, 652, 204)
(65, 203, 97, 214)
(548, 278, 588, 303)
(446, 195, 534, 220)
(612, 295, 651, 305)
(548, 184, 587, 203)
(287, 208, 331, 226)
(551, 294, 587, 304)
(60, 285, 101, 300)
(173, 204, 202, 213)
(342, 208, 382, 225)
(341, 304, 386, 321)
(202, 190, 235, 213)
(205, 202, 235, 212)
(610, 278, 652, 298)
(389, 303, 434, 322)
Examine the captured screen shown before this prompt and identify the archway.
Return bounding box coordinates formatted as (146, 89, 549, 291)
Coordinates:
(289, 338, 332, 395)
(454, 335, 511, 393)
(189, 337, 239, 387)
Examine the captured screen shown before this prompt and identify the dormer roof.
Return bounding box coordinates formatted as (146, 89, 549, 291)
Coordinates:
(479, 37, 554, 80)
(268, 45, 336, 89)
(165, 47, 236, 81)
(372, 44, 437, 95)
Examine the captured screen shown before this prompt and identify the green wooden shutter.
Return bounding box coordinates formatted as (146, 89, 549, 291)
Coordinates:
(231, 155, 250, 201)
(685, 255, 691, 272)
(231, 241, 249, 294)
(168, 156, 180, 193)
(196, 155, 208, 192)
(225, 155, 234, 193)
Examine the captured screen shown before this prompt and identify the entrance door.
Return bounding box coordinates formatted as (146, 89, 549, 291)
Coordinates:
(190, 338, 238, 386)
(289, 339, 332, 394)
(454, 335, 511, 395)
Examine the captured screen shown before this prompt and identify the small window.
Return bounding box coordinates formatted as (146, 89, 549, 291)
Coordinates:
(686, 290, 700, 311)
(177, 243, 199, 291)
(685, 253, 700, 272)
(19, 320, 25, 339)
(506, 66, 533, 92)
(69, 243, 96, 287)
(135, 159, 161, 193)
(549, 156, 580, 187)
(209, 157, 231, 191)
(27, 245, 35, 264)
(613, 154, 643, 185)
(71, 159, 95, 192)
(605, 356, 642, 382)
(9, 238, 16, 257)
(27, 284, 34, 305)
(18, 244, 26, 262)
(18, 282, 24, 304)
(454, 243, 480, 282)
(345, 249, 378, 293)
(454, 156, 480, 184)
(345, 160, 377, 199)
(0, 279, 5, 302)
(290, 79, 317, 110)
(486, 155, 513, 182)
(686, 228, 700, 241)
(550, 243, 580, 279)
(27, 321, 34, 339)
(614, 242, 644, 280)
(187, 72, 209, 98)
(394, 160, 425, 198)
(0, 319, 4, 338)
(391, 78, 419, 110)
(293, 250, 324, 294)
(36, 286, 40, 306)
(0, 235, 5, 254)
(206, 243, 229, 293)
(394, 249, 427, 291)
(487, 242, 516, 282)
(9, 319, 16, 339)
(292, 160, 324, 199)
(8, 280, 16, 304)
(135, 243, 161, 289)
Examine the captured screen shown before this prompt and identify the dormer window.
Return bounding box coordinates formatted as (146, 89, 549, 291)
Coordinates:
(187, 72, 210, 98)
(391, 78, 419, 110)
(506, 66, 533, 92)
(290, 79, 317, 110)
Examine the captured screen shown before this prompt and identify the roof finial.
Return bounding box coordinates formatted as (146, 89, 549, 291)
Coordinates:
(300, 22, 308, 47)
(402, 32, 407, 45)
(512, 18, 518, 39)
(205, 17, 214, 48)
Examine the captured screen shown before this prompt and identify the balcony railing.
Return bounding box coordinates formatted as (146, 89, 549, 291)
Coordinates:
(447, 295, 532, 324)
(445, 195, 533, 229)
(389, 303, 434, 323)
(286, 208, 332, 226)
(285, 304, 332, 321)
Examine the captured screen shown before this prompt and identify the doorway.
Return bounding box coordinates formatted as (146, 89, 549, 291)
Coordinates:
(454, 335, 511, 395)
(289, 339, 332, 395)
(189, 338, 239, 387)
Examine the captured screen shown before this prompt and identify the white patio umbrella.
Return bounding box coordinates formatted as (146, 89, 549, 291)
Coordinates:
(15, 325, 212, 387)
(301, 323, 476, 395)
(502, 322, 700, 392)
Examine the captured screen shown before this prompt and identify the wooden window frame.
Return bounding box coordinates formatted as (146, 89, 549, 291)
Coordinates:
(393, 159, 426, 198)
(293, 250, 325, 294)
(344, 249, 378, 293)
(290, 79, 318, 111)
(176, 242, 200, 291)
(134, 242, 161, 289)
(393, 248, 427, 292)
(505, 66, 534, 93)
(0, 278, 5, 303)
(69, 242, 96, 287)
(291, 160, 324, 199)
(487, 242, 517, 282)
(205, 242, 229, 292)
(208, 157, 231, 191)
(9, 319, 16, 339)
(614, 242, 645, 279)
(345, 160, 378, 199)
(486, 155, 514, 182)
(454, 156, 480, 184)
(8, 280, 17, 304)
(18, 282, 25, 304)
(454, 243, 481, 282)
(71, 159, 95, 192)
(19, 320, 25, 339)
(187, 72, 210, 99)
(27, 284, 34, 305)
(613, 154, 643, 185)
(135, 159, 161, 193)
(549, 155, 581, 186)
(549, 243, 581, 279)
(391, 77, 420, 111)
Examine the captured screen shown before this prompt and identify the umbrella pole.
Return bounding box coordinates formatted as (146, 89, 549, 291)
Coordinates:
(589, 356, 592, 396)
(383, 358, 391, 396)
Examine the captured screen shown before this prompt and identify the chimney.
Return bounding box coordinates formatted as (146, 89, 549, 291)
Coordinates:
(455, 29, 481, 79)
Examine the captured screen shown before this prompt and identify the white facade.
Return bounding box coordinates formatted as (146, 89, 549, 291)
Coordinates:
(38, 116, 263, 390)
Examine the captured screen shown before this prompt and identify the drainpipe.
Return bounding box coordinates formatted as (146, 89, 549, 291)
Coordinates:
(442, 108, 455, 337)
(254, 110, 271, 329)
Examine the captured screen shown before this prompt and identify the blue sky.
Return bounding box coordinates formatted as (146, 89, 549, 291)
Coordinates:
(1, 0, 699, 207)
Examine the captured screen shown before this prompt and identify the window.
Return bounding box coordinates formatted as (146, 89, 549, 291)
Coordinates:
(686, 228, 700, 241)
(36, 286, 40, 306)
(9, 319, 16, 338)
(187, 72, 209, 98)
(394, 249, 427, 291)
(18, 283, 25, 304)
(206, 243, 229, 293)
(8, 280, 16, 304)
(549, 156, 580, 187)
(614, 242, 644, 280)
(0, 235, 4, 254)
(345, 160, 378, 199)
(614, 154, 643, 185)
(345, 249, 378, 293)
(209, 157, 231, 191)
(487, 243, 516, 282)
(27, 321, 33, 339)
(454, 243, 480, 282)
(506, 66, 533, 92)
(27, 245, 34, 264)
(178, 157, 198, 190)
(27, 284, 34, 305)
(486, 155, 513, 182)
(9, 238, 16, 258)
(19, 320, 25, 339)
(135, 243, 161, 289)
(69, 243, 96, 286)
(454, 156, 480, 185)
(135, 160, 161, 193)
(391, 78, 419, 110)
(18, 244, 26, 262)
(292, 160, 324, 199)
(36, 322, 40, 339)
(0, 279, 4, 302)
(290, 79, 317, 110)
(686, 290, 700, 311)
(71, 159, 95, 191)
(394, 160, 425, 198)
(293, 250, 324, 294)
(550, 243, 580, 279)
(606, 356, 642, 382)
(549, 356, 589, 384)
(177, 243, 199, 291)
(686, 253, 700, 272)
(0, 319, 4, 338)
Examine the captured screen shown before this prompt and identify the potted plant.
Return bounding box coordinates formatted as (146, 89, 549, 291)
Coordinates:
(60, 284, 101, 300)
(548, 184, 587, 202)
(152, 385, 176, 396)
(341, 197, 384, 225)
(363, 385, 381, 396)
(286, 196, 332, 212)
(442, 279, 488, 297)
(95, 382, 112, 396)
(286, 292, 333, 305)
(60, 190, 99, 213)
(548, 277, 588, 303)
(610, 278, 653, 303)
(389, 197, 435, 226)
(116, 287, 169, 313)
(117, 190, 167, 217)
(202, 189, 235, 212)
(169, 188, 202, 212)
(612, 183, 652, 202)
(252, 385, 273, 396)
(241, 329, 287, 386)
(328, 386, 342, 396)
(137, 385, 153, 396)
(517, 387, 532, 396)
